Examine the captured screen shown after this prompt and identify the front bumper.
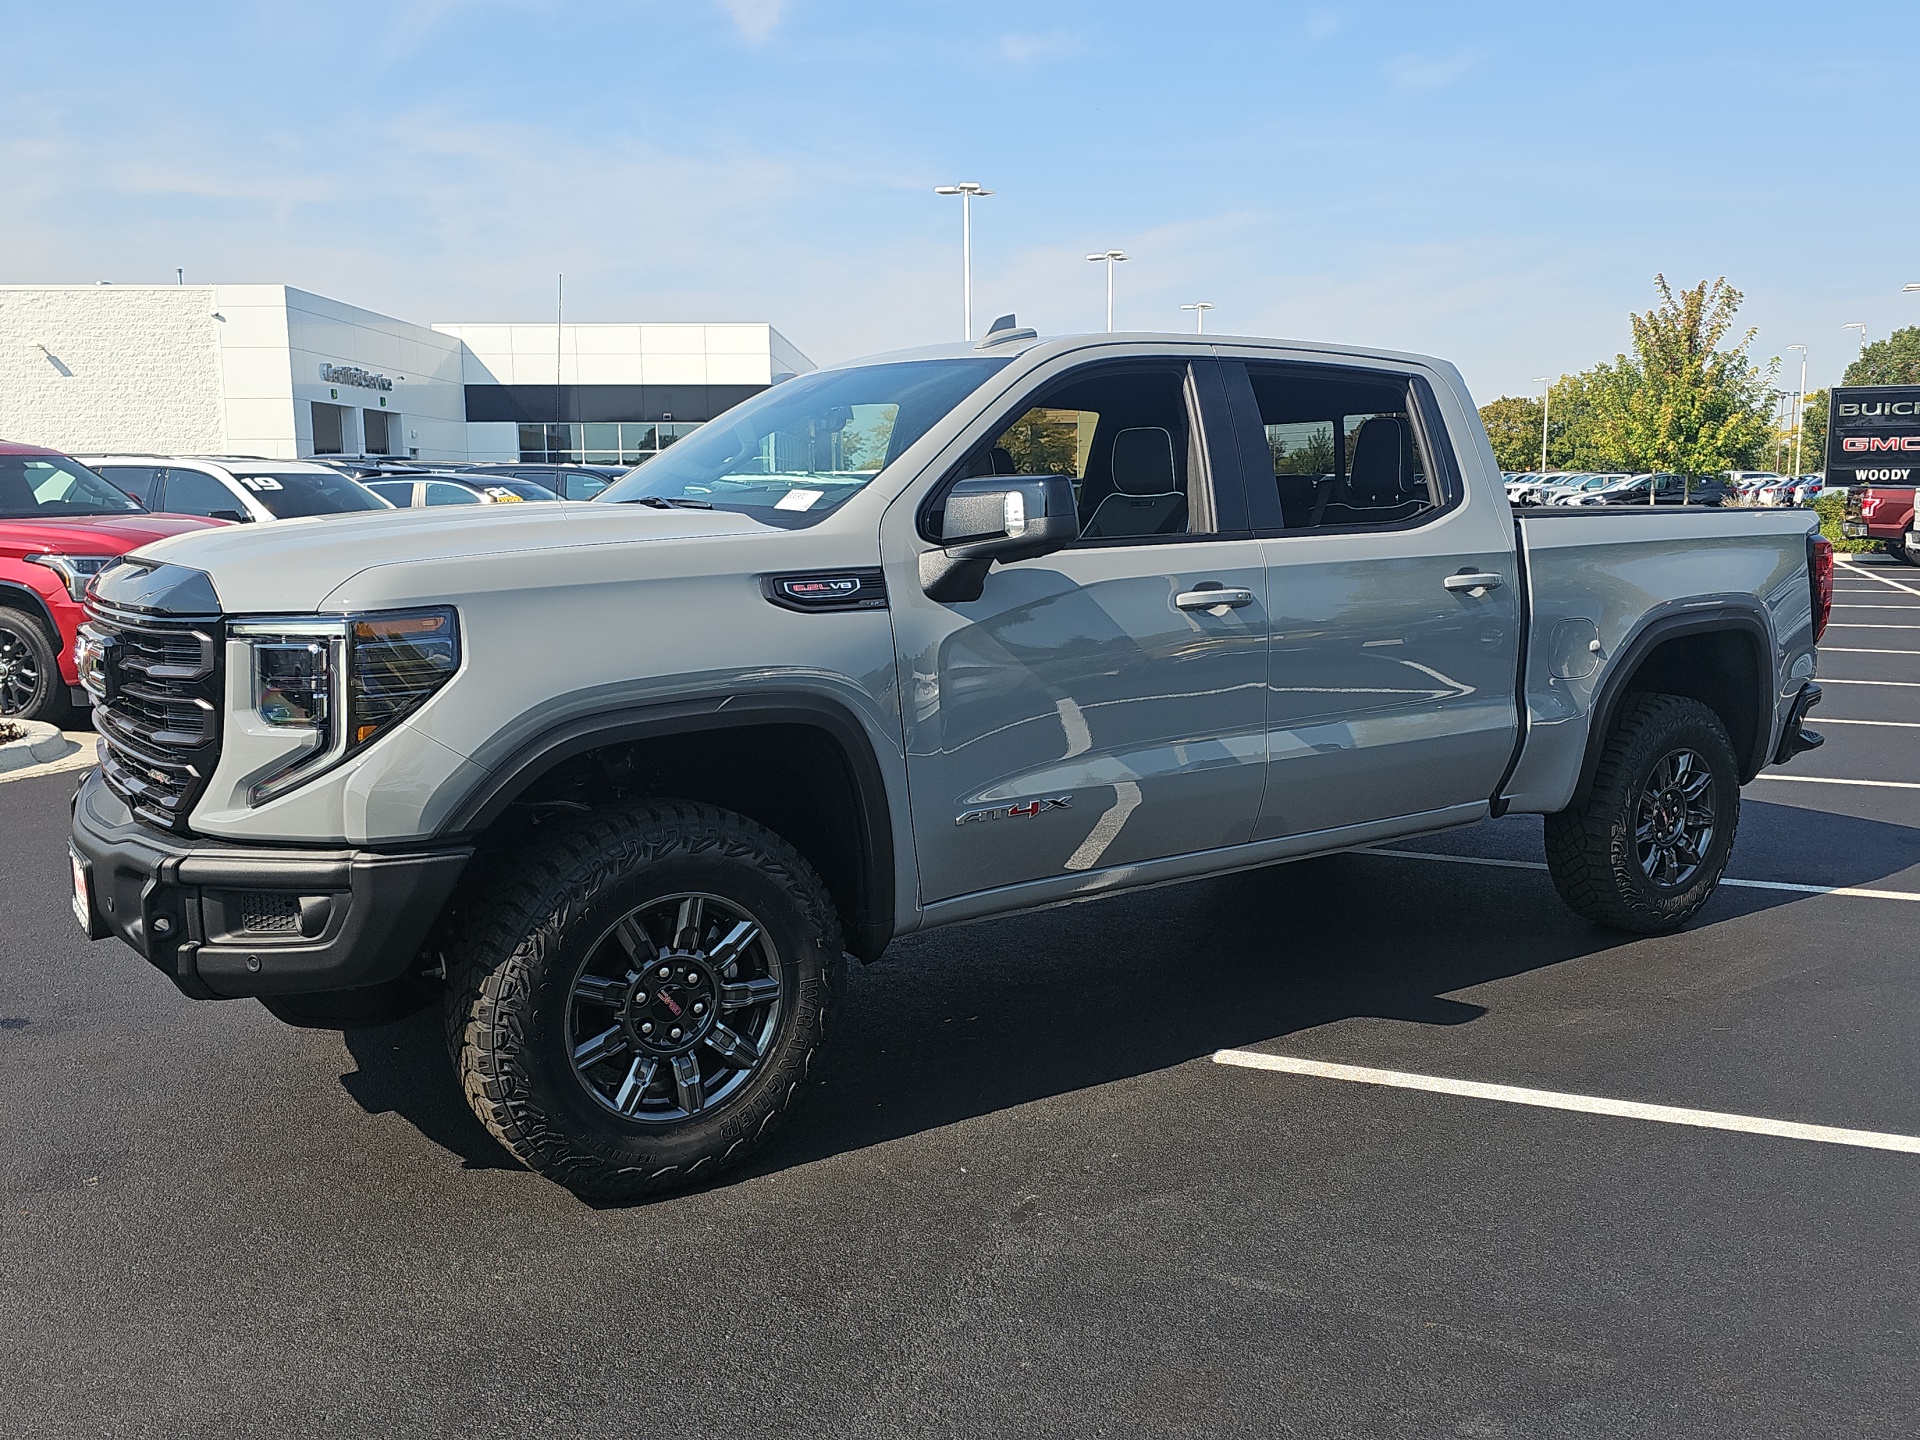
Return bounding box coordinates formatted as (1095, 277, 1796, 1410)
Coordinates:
(70, 768, 470, 1001)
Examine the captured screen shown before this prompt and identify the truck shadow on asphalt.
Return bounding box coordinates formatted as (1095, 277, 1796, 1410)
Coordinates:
(332, 798, 1920, 1199)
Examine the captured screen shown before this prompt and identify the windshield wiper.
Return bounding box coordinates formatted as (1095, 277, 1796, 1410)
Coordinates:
(625, 495, 714, 510)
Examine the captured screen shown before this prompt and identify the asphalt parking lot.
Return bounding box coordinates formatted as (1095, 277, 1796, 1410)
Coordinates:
(4, 556, 1918, 1440)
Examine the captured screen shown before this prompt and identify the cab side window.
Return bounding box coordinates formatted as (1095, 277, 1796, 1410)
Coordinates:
(966, 369, 1194, 541)
(1246, 365, 1443, 531)
(159, 468, 244, 519)
(97, 465, 162, 505)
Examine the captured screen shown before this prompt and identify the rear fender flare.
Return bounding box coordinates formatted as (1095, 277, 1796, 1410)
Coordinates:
(1570, 600, 1774, 806)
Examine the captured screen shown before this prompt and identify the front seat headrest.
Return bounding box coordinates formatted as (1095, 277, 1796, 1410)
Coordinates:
(1110, 428, 1178, 496)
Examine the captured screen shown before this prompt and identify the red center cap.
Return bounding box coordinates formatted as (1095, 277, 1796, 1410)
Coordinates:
(657, 990, 684, 1017)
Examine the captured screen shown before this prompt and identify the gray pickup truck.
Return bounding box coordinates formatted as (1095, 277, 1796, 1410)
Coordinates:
(70, 323, 1833, 1199)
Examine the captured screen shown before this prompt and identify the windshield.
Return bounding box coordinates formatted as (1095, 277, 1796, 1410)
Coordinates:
(597, 359, 1009, 524)
(230, 470, 391, 518)
(0, 455, 145, 519)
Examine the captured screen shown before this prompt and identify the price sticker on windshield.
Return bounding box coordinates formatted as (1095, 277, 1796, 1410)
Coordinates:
(774, 489, 824, 512)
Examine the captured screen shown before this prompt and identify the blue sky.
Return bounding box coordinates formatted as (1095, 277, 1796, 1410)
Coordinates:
(7, 0, 1918, 400)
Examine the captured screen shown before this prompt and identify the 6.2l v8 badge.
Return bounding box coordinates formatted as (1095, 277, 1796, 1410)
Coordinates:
(955, 795, 1072, 827)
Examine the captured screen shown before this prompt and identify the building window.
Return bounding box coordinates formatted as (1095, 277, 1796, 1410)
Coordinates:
(364, 408, 394, 455)
(516, 421, 703, 466)
(312, 402, 350, 455)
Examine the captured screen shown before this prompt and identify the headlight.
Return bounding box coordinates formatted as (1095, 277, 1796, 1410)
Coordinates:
(26, 553, 115, 602)
(232, 606, 459, 804)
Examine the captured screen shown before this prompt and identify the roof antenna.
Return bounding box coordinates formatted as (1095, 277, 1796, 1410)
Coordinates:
(976, 313, 1036, 349)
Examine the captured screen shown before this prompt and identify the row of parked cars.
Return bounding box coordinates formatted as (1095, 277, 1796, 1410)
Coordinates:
(0, 441, 633, 723)
(1503, 471, 1829, 508)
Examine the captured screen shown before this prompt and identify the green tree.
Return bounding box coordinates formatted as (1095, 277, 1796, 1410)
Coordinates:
(1796, 387, 1828, 476)
(1477, 395, 1544, 471)
(1556, 276, 1777, 479)
(1844, 326, 1920, 387)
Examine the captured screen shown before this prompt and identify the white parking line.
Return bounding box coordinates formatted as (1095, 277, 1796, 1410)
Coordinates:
(1827, 623, 1920, 630)
(1817, 677, 1920, 687)
(1211, 1051, 1920, 1155)
(1832, 604, 1920, 610)
(1838, 562, 1920, 599)
(1819, 717, 1920, 729)
(1361, 847, 1920, 903)
(1754, 775, 1920, 791)
(1822, 647, 1920, 656)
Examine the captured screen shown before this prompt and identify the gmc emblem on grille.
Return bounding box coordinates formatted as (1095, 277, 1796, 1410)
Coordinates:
(955, 795, 1072, 826)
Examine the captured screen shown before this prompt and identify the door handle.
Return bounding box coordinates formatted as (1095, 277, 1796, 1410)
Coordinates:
(1176, 587, 1255, 611)
(1443, 572, 1504, 595)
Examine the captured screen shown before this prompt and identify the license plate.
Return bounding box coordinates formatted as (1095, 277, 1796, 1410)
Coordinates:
(70, 848, 91, 932)
(1843, 523, 1866, 537)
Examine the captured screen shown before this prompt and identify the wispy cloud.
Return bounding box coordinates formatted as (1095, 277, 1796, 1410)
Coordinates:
(715, 0, 785, 42)
(1382, 48, 1481, 92)
(1305, 10, 1341, 40)
(999, 29, 1082, 64)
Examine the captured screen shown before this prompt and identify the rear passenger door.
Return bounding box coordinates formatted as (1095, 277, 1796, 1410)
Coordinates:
(93, 464, 163, 506)
(155, 468, 251, 523)
(1216, 356, 1521, 841)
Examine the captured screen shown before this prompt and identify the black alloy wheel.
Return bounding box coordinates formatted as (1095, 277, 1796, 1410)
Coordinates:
(1544, 693, 1740, 933)
(1633, 748, 1716, 889)
(445, 801, 843, 1201)
(0, 608, 70, 724)
(567, 892, 784, 1123)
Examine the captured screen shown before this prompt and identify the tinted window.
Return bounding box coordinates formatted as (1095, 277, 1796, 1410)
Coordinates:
(228, 471, 389, 518)
(969, 369, 1193, 540)
(160, 468, 245, 518)
(0, 456, 145, 518)
(423, 482, 483, 506)
(96, 464, 163, 505)
(365, 481, 417, 507)
(598, 359, 1008, 527)
(1244, 365, 1442, 530)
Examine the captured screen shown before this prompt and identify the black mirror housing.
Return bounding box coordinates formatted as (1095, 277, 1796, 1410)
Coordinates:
(922, 475, 1080, 602)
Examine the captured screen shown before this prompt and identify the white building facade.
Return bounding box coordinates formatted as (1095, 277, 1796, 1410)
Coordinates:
(0, 284, 810, 465)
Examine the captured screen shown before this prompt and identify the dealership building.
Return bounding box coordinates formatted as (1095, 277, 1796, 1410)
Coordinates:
(0, 284, 812, 465)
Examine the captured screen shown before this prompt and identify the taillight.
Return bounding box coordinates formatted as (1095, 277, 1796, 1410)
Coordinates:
(1809, 535, 1833, 643)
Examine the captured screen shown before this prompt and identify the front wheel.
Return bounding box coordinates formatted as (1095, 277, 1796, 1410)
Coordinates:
(1544, 694, 1740, 933)
(445, 802, 844, 1201)
(0, 606, 73, 725)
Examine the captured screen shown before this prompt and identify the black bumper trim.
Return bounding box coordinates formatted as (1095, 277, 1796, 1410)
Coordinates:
(70, 769, 471, 1001)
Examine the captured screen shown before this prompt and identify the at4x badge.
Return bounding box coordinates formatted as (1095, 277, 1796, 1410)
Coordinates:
(955, 795, 1072, 827)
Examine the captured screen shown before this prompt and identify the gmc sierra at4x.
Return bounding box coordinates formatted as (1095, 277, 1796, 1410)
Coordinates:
(69, 321, 1831, 1199)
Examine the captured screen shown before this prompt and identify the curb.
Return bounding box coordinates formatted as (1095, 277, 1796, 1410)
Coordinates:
(0, 720, 81, 775)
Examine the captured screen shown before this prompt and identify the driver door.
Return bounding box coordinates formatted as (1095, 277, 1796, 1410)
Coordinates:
(884, 355, 1270, 909)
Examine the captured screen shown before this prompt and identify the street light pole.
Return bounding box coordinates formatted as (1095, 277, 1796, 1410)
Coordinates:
(1787, 344, 1808, 476)
(1180, 302, 1215, 333)
(1532, 376, 1551, 473)
(1086, 250, 1129, 332)
(1844, 322, 1867, 358)
(934, 183, 993, 341)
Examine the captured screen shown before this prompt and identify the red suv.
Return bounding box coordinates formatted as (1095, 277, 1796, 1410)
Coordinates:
(0, 441, 225, 723)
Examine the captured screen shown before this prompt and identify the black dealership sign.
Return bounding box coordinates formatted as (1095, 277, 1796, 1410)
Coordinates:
(1827, 384, 1920, 486)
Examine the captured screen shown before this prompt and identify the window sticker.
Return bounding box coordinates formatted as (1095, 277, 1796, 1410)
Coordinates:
(774, 488, 824, 512)
(237, 476, 284, 491)
(482, 487, 524, 502)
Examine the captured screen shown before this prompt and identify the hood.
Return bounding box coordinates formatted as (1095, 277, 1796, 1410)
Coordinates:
(0, 513, 225, 555)
(127, 500, 776, 612)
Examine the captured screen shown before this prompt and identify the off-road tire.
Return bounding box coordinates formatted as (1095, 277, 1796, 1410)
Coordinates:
(260, 973, 437, 1029)
(444, 802, 844, 1201)
(0, 606, 73, 725)
(1543, 693, 1740, 934)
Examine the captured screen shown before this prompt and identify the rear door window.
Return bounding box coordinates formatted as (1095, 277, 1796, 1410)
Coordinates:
(365, 481, 418, 507)
(423, 482, 483, 506)
(1234, 363, 1450, 531)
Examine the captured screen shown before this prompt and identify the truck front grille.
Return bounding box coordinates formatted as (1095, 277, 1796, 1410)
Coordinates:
(85, 599, 223, 833)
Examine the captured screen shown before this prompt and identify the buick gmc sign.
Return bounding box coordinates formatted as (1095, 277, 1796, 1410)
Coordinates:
(1827, 385, 1920, 485)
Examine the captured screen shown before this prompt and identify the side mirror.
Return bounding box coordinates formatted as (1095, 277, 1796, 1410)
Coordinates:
(920, 475, 1080, 602)
(209, 509, 250, 524)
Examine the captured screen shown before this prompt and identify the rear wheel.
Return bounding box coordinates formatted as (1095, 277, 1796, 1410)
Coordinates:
(1544, 694, 1740, 933)
(1894, 527, 1920, 566)
(444, 802, 843, 1201)
(0, 606, 73, 725)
